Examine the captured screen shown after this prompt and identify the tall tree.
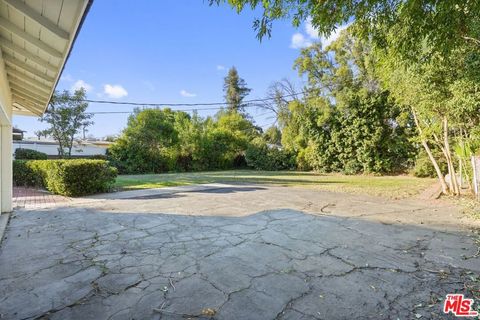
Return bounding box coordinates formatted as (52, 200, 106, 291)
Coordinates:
(223, 66, 251, 113)
(282, 30, 414, 174)
(377, 42, 480, 195)
(40, 89, 93, 157)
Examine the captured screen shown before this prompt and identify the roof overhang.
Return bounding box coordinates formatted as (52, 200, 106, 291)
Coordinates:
(0, 0, 92, 117)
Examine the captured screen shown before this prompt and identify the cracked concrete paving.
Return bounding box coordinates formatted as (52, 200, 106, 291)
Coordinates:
(0, 184, 479, 319)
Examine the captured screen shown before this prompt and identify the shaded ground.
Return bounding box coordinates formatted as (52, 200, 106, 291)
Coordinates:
(0, 184, 479, 320)
(115, 170, 436, 199)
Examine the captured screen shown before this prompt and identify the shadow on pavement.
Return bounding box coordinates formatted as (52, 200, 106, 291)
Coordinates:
(0, 207, 478, 319)
(189, 186, 266, 194)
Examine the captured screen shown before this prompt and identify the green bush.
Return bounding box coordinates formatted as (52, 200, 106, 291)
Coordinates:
(295, 147, 313, 171)
(412, 151, 448, 178)
(89, 154, 108, 160)
(13, 160, 44, 187)
(14, 148, 48, 160)
(13, 159, 117, 196)
(245, 142, 295, 171)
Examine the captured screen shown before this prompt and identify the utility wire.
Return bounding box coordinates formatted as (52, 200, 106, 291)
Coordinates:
(88, 104, 235, 113)
(254, 109, 276, 118)
(81, 92, 303, 108)
(87, 102, 286, 115)
(87, 107, 278, 132)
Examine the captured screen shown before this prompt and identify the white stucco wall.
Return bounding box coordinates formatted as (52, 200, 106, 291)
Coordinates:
(13, 141, 108, 157)
(0, 49, 13, 213)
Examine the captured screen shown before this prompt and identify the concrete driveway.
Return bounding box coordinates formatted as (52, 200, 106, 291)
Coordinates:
(0, 184, 479, 319)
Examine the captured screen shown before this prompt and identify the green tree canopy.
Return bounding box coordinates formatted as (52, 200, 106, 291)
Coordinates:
(211, 0, 480, 59)
(263, 126, 282, 145)
(282, 30, 414, 173)
(108, 107, 262, 173)
(40, 89, 93, 157)
(377, 35, 480, 194)
(108, 108, 183, 173)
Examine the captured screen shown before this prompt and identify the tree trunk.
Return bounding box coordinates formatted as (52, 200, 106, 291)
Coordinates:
(68, 135, 76, 158)
(57, 140, 64, 158)
(442, 117, 460, 195)
(412, 110, 448, 194)
(461, 158, 473, 191)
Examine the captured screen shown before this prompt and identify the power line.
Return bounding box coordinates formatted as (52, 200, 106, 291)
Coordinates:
(87, 102, 284, 115)
(259, 121, 278, 129)
(86, 106, 277, 132)
(87, 104, 227, 114)
(81, 92, 302, 108)
(254, 109, 276, 118)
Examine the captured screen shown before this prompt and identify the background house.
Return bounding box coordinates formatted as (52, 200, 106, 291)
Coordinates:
(13, 138, 111, 158)
(12, 127, 24, 141)
(12, 126, 111, 158)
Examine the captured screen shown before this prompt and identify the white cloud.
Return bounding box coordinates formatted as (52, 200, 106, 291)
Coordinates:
(216, 65, 226, 71)
(104, 84, 128, 99)
(180, 89, 196, 97)
(290, 33, 312, 49)
(290, 18, 350, 50)
(320, 24, 350, 48)
(71, 79, 93, 93)
(305, 17, 319, 39)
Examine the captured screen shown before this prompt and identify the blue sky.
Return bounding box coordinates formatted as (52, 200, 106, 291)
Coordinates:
(13, 0, 339, 138)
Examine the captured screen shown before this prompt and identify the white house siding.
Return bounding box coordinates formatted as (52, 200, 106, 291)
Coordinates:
(0, 0, 91, 212)
(0, 48, 13, 213)
(13, 141, 108, 158)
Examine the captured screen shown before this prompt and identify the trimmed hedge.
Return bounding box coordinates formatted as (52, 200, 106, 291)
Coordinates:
(14, 148, 48, 160)
(13, 160, 43, 187)
(13, 159, 117, 197)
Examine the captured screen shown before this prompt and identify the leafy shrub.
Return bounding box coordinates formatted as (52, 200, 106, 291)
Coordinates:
(245, 142, 295, 171)
(295, 147, 313, 171)
(412, 151, 448, 178)
(107, 141, 173, 174)
(13, 160, 43, 187)
(89, 154, 108, 160)
(13, 159, 117, 196)
(14, 148, 48, 160)
(233, 153, 248, 168)
(175, 153, 194, 172)
(107, 108, 261, 174)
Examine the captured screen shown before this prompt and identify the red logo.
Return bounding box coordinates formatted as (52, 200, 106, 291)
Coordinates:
(443, 294, 478, 317)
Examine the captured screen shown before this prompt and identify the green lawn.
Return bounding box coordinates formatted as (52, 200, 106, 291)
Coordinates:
(115, 170, 436, 199)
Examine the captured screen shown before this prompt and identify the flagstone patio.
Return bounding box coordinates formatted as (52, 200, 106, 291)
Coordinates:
(0, 184, 478, 319)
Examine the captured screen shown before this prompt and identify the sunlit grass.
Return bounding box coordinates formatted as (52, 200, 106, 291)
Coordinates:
(115, 170, 436, 199)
